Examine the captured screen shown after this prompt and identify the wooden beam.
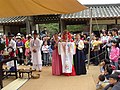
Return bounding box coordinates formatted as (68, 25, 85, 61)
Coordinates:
(92, 19, 115, 25)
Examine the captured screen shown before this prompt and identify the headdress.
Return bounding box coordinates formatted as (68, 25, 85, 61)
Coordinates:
(62, 30, 73, 42)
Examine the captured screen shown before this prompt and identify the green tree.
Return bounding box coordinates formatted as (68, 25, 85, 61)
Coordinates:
(67, 25, 86, 33)
(39, 23, 59, 35)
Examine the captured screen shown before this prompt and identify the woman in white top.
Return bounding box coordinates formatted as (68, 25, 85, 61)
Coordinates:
(73, 34, 86, 75)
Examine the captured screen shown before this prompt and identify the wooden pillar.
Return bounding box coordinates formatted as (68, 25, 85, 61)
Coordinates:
(36, 24, 39, 33)
(26, 16, 36, 34)
(115, 19, 117, 25)
(107, 25, 109, 30)
(58, 15, 61, 33)
(60, 19, 67, 33)
(26, 16, 31, 34)
(3, 25, 5, 34)
(31, 24, 36, 34)
(31, 17, 36, 34)
(59, 20, 61, 33)
(107, 24, 113, 30)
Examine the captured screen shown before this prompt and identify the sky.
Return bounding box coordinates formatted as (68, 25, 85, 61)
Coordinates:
(78, 0, 120, 4)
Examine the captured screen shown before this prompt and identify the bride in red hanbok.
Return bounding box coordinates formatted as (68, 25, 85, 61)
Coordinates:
(58, 30, 76, 76)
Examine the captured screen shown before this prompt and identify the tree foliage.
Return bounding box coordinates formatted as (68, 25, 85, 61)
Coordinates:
(67, 25, 86, 32)
(38, 23, 108, 36)
(39, 23, 87, 34)
(39, 23, 59, 35)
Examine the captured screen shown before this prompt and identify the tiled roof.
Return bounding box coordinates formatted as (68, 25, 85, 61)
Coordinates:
(61, 4, 120, 19)
(0, 16, 27, 24)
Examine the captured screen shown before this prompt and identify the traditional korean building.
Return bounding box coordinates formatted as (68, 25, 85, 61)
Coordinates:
(0, 3, 120, 35)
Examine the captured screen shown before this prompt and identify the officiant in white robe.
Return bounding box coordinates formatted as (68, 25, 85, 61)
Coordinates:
(30, 30, 42, 71)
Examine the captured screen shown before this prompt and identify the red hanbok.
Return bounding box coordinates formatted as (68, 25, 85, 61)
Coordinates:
(52, 40, 62, 76)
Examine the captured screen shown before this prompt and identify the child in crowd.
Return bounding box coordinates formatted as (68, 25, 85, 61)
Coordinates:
(42, 41, 49, 66)
(25, 36, 32, 65)
(109, 40, 119, 70)
(96, 74, 109, 90)
(99, 59, 110, 74)
(104, 64, 116, 80)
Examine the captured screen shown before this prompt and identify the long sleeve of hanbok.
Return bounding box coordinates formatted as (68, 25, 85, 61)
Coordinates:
(71, 43, 75, 55)
(40, 40, 43, 49)
(58, 42, 61, 55)
(51, 40, 55, 50)
(30, 40, 33, 52)
(36, 39, 41, 52)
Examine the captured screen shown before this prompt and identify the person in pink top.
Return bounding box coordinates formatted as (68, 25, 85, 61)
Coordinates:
(110, 40, 119, 70)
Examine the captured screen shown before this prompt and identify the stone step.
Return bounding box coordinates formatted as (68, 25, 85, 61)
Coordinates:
(2, 78, 28, 90)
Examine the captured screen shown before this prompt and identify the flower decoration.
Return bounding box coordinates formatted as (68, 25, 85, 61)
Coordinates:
(62, 30, 73, 42)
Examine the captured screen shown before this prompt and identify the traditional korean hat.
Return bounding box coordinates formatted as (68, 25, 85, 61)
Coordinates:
(33, 30, 38, 35)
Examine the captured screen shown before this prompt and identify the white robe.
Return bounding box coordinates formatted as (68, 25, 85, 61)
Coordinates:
(58, 42, 75, 73)
(30, 38, 42, 65)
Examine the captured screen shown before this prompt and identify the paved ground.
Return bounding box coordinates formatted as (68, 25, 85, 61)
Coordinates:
(19, 65, 100, 90)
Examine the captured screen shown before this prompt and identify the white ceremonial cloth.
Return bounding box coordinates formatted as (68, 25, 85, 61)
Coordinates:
(58, 42, 75, 73)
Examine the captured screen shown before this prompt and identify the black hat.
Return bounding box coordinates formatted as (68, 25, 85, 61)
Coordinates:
(33, 30, 38, 35)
